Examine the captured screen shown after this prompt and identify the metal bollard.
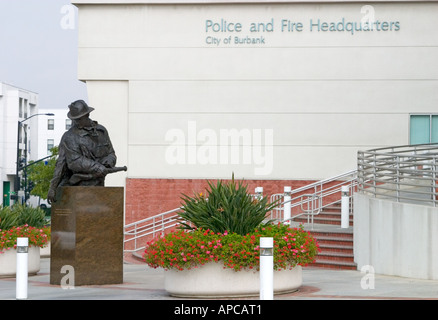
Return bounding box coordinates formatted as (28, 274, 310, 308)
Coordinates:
(16, 237, 28, 300)
(260, 237, 273, 300)
(341, 186, 350, 229)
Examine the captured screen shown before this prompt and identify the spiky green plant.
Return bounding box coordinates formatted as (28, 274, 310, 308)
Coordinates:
(178, 175, 279, 235)
(13, 204, 46, 228)
(0, 206, 19, 230)
(0, 204, 46, 230)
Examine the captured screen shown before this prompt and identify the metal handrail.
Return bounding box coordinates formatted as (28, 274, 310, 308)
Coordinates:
(269, 170, 358, 228)
(124, 207, 182, 252)
(357, 143, 438, 207)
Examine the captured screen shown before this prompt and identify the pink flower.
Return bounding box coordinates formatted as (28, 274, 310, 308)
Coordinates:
(224, 231, 228, 236)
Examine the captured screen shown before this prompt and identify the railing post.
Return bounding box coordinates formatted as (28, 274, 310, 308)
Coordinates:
(134, 222, 138, 252)
(283, 186, 291, 224)
(373, 153, 377, 197)
(255, 187, 263, 200)
(434, 157, 437, 207)
(396, 155, 400, 202)
(341, 186, 350, 229)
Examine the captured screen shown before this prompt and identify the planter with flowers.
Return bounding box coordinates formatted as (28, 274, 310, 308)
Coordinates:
(144, 176, 319, 298)
(40, 227, 51, 258)
(0, 205, 50, 278)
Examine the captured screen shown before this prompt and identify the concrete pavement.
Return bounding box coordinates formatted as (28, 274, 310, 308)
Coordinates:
(1, 257, 437, 300)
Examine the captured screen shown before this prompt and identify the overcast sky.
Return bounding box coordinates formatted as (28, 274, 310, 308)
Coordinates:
(0, 0, 88, 110)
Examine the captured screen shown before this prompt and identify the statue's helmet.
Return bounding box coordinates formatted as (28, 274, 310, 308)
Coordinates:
(67, 100, 95, 120)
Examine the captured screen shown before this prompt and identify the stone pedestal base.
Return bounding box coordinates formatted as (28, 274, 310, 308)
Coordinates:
(50, 186, 124, 286)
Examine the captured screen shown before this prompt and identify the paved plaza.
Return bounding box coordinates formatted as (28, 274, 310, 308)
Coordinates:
(1, 257, 437, 300)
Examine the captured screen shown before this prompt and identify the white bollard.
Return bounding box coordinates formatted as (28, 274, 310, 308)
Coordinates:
(283, 186, 291, 224)
(260, 237, 274, 300)
(16, 237, 28, 300)
(341, 186, 350, 229)
(255, 187, 263, 200)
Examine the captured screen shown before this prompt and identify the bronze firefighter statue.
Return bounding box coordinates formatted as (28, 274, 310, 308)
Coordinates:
(47, 100, 127, 203)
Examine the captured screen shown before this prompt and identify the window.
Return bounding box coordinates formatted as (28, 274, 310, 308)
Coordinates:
(23, 99, 28, 118)
(66, 119, 72, 130)
(18, 98, 28, 118)
(410, 115, 438, 145)
(47, 139, 54, 154)
(48, 119, 55, 130)
(18, 126, 23, 143)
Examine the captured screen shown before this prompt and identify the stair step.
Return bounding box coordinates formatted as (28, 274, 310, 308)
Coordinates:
(309, 259, 357, 270)
(318, 245, 353, 255)
(306, 227, 357, 270)
(311, 232, 353, 238)
(295, 217, 353, 226)
(321, 207, 346, 213)
(316, 238, 353, 246)
(310, 230, 353, 237)
(317, 252, 354, 262)
(318, 211, 352, 218)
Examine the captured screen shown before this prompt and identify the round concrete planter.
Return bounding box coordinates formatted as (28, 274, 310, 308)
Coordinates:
(0, 246, 41, 278)
(40, 242, 51, 258)
(164, 262, 302, 298)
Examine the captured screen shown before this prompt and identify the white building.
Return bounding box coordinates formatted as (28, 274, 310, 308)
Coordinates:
(37, 108, 71, 159)
(66, 0, 438, 280)
(70, 0, 438, 224)
(0, 82, 39, 206)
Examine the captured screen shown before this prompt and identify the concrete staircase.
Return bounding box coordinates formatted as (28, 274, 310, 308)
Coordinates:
(295, 203, 357, 270)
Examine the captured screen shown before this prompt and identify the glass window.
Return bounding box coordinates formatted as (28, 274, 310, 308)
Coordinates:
(48, 119, 55, 130)
(432, 116, 438, 143)
(23, 99, 28, 118)
(47, 139, 54, 154)
(19, 98, 23, 118)
(410, 115, 438, 145)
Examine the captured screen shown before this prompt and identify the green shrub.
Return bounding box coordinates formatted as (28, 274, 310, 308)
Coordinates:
(14, 204, 46, 228)
(0, 204, 46, 230)
(0, 206, 19, 230)
(178, 175, 279, 236)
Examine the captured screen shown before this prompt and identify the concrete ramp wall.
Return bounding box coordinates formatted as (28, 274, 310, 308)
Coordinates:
(354, 193, 438, 280)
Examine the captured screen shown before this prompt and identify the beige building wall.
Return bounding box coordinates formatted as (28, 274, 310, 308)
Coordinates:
(73, 0, 438, 186)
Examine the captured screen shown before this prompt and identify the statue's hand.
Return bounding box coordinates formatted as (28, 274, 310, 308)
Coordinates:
(47, 188, 56, 204)
(94, 164, 107, 177)
(101, 155, 116, 168)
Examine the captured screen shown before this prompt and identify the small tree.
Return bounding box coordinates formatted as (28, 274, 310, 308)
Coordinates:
(27, 146, 58, 200)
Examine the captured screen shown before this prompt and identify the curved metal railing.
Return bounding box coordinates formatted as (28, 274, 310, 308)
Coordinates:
(357, 143, 438, 207)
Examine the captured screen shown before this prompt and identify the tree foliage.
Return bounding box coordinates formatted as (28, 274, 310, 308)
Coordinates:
(27, 146, 58, 200)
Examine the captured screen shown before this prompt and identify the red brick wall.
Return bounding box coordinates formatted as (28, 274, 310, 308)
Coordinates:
(125, 178, 317, 225)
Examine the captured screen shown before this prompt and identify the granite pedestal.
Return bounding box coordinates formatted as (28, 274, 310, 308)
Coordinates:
(50, 186, 124, 286)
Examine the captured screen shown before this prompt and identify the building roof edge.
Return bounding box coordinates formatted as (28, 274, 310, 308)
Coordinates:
(71, 0, 438, 4)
